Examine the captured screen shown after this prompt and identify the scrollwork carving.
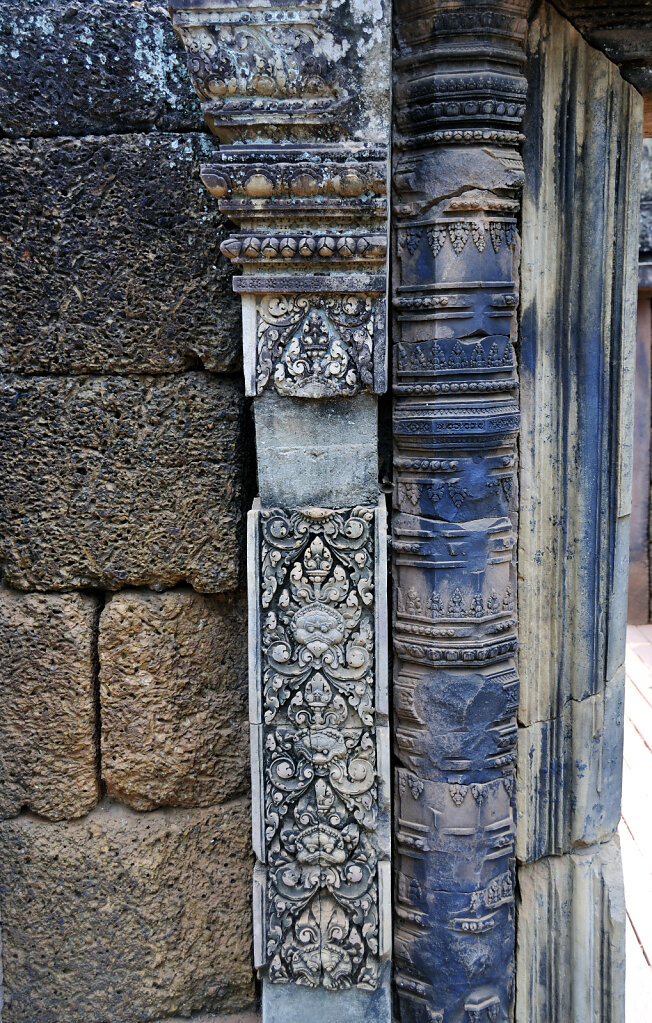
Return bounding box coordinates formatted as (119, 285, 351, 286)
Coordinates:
(254, 293, 381, 398)
(254, 505, 386, 990)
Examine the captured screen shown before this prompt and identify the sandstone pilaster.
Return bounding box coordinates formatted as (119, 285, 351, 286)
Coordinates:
(168, 3, 393, 1018)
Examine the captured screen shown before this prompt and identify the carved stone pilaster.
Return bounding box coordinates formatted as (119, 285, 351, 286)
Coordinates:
(249, 502, 390, 990)
(168, 3, 391, 1016)
(170, 0, 390, 400)
(392, 3, 527, 1020)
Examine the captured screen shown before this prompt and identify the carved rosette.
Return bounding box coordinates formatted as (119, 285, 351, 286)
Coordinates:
(249, 503, 390, 989)
(392, 2, 527, 1021)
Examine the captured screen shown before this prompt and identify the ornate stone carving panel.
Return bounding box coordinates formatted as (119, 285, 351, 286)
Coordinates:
(170, 2, 390, 401)
(249, 502, 390, 990)
(392, 2, 527, 1020)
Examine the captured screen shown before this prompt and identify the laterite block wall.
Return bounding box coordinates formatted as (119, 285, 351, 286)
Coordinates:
(0, 3, 255, 1020)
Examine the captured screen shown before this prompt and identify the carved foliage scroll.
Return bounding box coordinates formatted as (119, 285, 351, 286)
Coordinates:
(251, 505, 390, 990)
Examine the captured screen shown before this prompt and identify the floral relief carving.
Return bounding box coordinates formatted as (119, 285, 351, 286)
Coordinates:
(171, 2, 349, 130)
(399, 219, 518, 261)
(257, 507, 382, 990)
(256, 294, 378, 397)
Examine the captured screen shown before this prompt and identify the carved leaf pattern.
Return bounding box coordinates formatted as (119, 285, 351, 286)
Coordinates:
(257, 294, 375, 398)
(449, 221, 470, 254)
(259, 508, 381, 989)
(471, 221, 486, 252)
(403, 228, 423, 254)
(427, 225, 448, 257)
(489, 221, 505, 252)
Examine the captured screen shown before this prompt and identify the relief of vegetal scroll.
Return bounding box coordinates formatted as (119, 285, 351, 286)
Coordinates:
(253, 293, 384, 398)
(252, 505, 389, 990)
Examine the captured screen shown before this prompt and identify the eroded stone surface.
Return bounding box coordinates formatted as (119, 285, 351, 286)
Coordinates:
(0, 134, 241, 374)
(0, 373, 246, 592)
(0, 586, 100, 821)
(99, 588, 249, 810)
(0, 0, 202, 137)
(0, 799, 254, 1023)
(516, 838, 626, 1023)
(516, 669, 625, 863)
(254, 391, 379, 508)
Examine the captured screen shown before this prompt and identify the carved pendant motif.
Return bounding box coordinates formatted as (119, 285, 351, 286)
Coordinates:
(256, 294, 378, 397)
(253, 505, 387, 990)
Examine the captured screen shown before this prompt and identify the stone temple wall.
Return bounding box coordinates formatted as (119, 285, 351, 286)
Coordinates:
(0, 3, 256, 1020)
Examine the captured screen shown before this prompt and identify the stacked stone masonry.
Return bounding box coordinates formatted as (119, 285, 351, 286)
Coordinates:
(0, 1, 645, 1022)
(0, 2, 255, 1020)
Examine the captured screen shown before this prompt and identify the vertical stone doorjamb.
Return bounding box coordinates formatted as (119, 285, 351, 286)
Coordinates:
(391, 3, 527, 1020)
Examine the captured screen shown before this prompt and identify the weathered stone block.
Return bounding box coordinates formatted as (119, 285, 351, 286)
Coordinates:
(0, 0, 202, 137)
(516, 668, 625, 863)
(0, 586, 100, 821)
(0, 373, 246, 592)
(99, 588, 249, 810)
(0, 799, 254, 1023)
(516, 838, 626, 1023)
(254, 391, 379, 508)
(519, 2, 642, 727)
(0, 134, 241, 374)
